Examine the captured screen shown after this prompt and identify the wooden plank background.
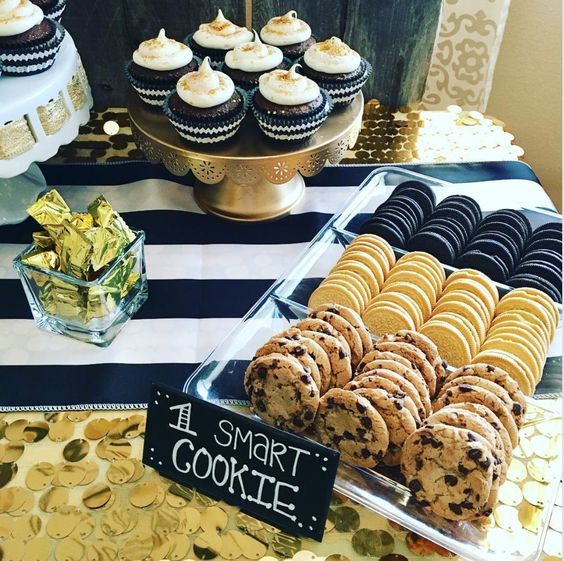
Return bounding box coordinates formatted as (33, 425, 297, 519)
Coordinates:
(63, 0, 441, 108)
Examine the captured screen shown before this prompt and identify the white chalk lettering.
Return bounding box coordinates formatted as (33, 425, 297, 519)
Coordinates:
(171, 438, 194, 474)
(192, 447, 213, 479)
(252, 433, 269, 464)
(288, 446, 311, 477)
(269, 441, 287, 472)
(247, 469, 275, 509)
(228, 457, 249, 499)
(214, 420, 233, 447)
(234, 427, 253, 459)
(273, 481, 299, 521)
(212, 455, 230, 486)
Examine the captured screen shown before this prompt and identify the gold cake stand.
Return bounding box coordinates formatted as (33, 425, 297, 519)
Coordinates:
(128, 93, 363, 221)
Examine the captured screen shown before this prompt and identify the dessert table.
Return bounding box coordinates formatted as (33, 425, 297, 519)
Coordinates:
(0, 101, 561, 561)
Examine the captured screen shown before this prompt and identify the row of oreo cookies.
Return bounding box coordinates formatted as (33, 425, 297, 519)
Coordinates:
(402, 362, 526, 521)
(360, 180, 562, 301)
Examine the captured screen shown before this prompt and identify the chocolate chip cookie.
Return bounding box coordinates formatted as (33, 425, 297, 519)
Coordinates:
(295, 318, 352, 356)
(374, 340, 437, 397)
(313, 303, 373, 355)
(433, 383, 519, 448)
(299, 330, 352, 388)
(314, 388, 389, 468)
(401, 423, 495, 520)
(244, 353, 319, 432)
(308, 310, 363, 367)
(354, 387, 418, 466)
(357, 349, 413, 373)
(443, 364, 527, 425)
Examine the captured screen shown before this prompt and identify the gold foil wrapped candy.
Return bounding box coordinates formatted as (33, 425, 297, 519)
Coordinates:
(20, 190, 142, 324)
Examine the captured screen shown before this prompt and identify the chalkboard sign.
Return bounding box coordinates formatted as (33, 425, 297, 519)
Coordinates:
(143, 383, 340, 541)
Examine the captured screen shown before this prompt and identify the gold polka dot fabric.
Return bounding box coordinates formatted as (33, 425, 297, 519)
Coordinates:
(48, 101, 522, 165)
(0, 401, 560, 561)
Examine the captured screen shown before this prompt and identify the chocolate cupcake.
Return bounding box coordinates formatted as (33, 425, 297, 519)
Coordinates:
(252, 63, 332, 142)
(223, 30, 290, 90)
(164, 57, 248, 144)
(260, 10, 315, 61)
(300, 37, 372, 107)
(0, 0, 65, 76)
(126, 29, 198, 108)
(30, 0, 65, 22)
(186, 9, 253, 69)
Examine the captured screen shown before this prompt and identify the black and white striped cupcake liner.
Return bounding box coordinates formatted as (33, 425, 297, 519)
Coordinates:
(125, 63, 177, 108)
(0, 21, 65, 76)
(43, 0, 66, 22)
(251, 88, 333, 142)
(163, 88, 249, 144)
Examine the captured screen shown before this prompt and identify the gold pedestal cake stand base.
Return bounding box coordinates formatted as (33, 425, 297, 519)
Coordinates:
(128, 93, 363, 222)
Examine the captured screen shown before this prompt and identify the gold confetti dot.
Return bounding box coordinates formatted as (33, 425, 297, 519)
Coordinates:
(523, 481, 548, 507)
(497, 481, 523, 506)
(129, 482, 158, 508)
(86, 539, 118, 561)
(55, 537, 84, 561)
(11, 514, 41, 541)
(167, 533, 191, 561)
(193, 531, 223, 560)
(22, 536, 51, 561)
(527, 458, 551, 482)
(4, 420, 28, 441)
(25, 463, 54, 491)
(506, 459, 527, 482)
(200, 505, 228, 533)
(84, 419, 110, 440)
(0, 463, 18, 488)
(106, 459, 135, 485)
(22, 422, 49, 443)
(48, 421, 74, 443)
(493, 505, 522, 531)
(64, 411, 91, 423)
(83, 484, 113, 510)
(39, 488, 68, 513)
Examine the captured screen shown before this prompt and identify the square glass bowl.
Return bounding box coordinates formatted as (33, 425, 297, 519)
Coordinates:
(13, 230, 148, 347)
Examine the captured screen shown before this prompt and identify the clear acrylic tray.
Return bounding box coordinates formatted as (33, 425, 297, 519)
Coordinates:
(184, 168, 562, 561)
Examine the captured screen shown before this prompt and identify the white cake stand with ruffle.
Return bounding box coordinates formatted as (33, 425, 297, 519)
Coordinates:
(0, 32, 93, 224)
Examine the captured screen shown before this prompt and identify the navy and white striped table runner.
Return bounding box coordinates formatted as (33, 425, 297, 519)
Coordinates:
(0, 161, 557, 410)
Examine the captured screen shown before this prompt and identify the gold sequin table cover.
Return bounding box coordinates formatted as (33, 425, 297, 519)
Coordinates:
(1, 102, 559, 561)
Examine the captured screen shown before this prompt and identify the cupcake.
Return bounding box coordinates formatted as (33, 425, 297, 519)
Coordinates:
(164, 57, 248, 144)
(222, 30, 290, 91)
(187, 9, 253, 69)
(260, 10, 315, 61)
(126, 29, 198, 108)
(252, 63, 332, 142)
(30, 0, 65, 22)
(0, 0, 65, 76)
(299, 37, 372, 107)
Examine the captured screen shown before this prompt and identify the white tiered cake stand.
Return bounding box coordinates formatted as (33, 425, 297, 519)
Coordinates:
(0, 33, 93, 224)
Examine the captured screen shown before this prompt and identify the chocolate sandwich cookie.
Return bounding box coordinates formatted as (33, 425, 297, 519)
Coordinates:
(531, 222, 562, 236)
(470, 230, 522, 266)
(374, 207, 418, 239)
(475, 221, 527, 252)
(479, 209, 532, 239)
(513, 260, 561, 290)
(314, 388, 389, 468)
(525, 236, 562, 253)
(521, 248, 562, 270)
(372, 209, 416, 240)
(391, 186, 435, 218)
(506, 274, 562, 303)
(407, 231, 456, 265)
(354, 387, 418, 466)
(381, 195, 425, 229)
(427, 207, 475, 239)
(401, 423, 495, 520)
(393, 181, 437, 210)
(464, 238, 516, 274)
(419, 220, 465, 255)
(361, 217, 406, 248)
(437, 195, 482, 227)
(527, 227, 562, 247)
(455, 251, 510, 283)
(244, 353, 320, 432)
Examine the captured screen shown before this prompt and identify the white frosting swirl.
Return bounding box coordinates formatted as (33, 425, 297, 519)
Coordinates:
(304, 37, 361, 74)
(193, 9, 253, 50)
(259, 64, 319, 106)
(133, 29, 193, 71)
(177, 56, 235, 108)
(0, 0, 43, 37)
(224, 30, 283, 72)
(260, 10, 311, 47)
